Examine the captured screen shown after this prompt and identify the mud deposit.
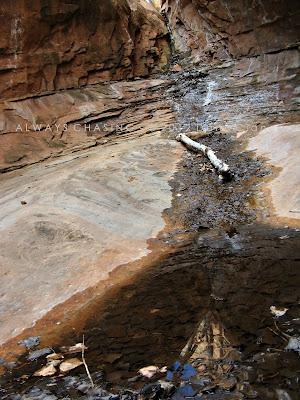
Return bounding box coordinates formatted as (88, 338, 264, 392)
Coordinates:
(1, 61, 300, 399)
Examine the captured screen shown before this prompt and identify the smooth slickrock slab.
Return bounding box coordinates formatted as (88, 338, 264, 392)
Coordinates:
(0, 134, 182, 345)
(247, 124, 300, 221)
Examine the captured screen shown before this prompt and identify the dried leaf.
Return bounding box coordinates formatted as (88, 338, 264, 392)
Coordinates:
(59, 358, 83, 373)
(62, 343, 87, 354)
(270, 306, 288, 318)
(46, 352, 64, 361)
(138, 365, 160, 379)
(48, 359, 62, 367)
(217, 377, 237, 390)
(197, 364, 206, 373)
(34, 364, 56, 377)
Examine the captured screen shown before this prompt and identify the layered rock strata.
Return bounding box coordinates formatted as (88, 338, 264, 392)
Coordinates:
(162, 0, 300, 65)
(0, 0, 170, 99)
(0, 78, 174, 172)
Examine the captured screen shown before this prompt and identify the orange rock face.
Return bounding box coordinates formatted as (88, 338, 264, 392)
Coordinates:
(0, 0, 170, 99)
(162, 0, 300, 65)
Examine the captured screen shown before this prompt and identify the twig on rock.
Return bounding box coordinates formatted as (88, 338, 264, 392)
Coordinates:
(82, 334, 94, 388)
(176, 133, 233, 181)
(267, 327, 289, 342)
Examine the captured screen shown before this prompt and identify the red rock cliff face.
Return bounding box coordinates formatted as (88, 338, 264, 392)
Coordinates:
(0, 0, 170, 99)
(162, 0, 300, 64)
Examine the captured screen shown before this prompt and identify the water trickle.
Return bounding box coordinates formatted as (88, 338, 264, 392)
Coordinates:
(203, 80, 218, 106)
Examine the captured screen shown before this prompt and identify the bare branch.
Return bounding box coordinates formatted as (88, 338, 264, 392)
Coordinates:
(176, 133, 233, 181)
(82, 334, 94, 388)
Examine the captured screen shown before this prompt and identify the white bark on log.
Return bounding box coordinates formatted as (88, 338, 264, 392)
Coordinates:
(176, 133, 232, 180)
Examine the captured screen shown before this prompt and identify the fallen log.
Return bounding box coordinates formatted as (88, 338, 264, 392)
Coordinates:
(176, 133, 233, 181)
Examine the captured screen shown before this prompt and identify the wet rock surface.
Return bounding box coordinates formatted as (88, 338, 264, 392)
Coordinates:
(1, 156, 299, 399)
(0, 51, 300, 399)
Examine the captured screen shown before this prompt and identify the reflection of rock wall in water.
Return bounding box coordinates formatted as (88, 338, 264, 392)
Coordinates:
(0, 0, 170, 99)
(162, 0, 300, 65)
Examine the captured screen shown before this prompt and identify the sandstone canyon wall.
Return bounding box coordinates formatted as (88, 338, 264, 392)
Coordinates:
(0, 0, 299, 173)
(0, 0, 170, 99)
(162, 0, 300, 65)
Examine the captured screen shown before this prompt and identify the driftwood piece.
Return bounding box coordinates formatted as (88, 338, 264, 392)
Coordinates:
(176, 133, 233, 181)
